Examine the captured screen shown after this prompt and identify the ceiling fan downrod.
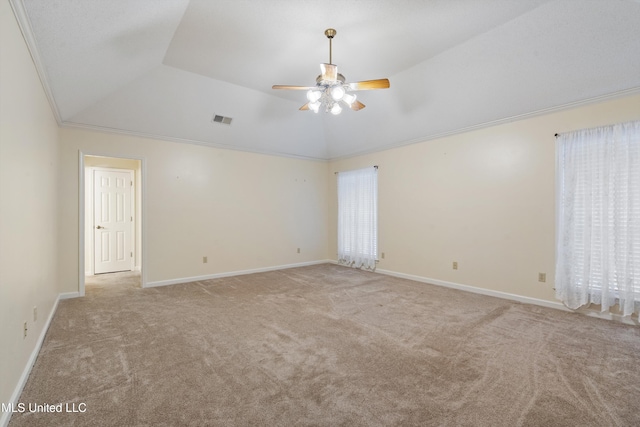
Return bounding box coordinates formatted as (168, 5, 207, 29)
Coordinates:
(325, 28, 336, 64)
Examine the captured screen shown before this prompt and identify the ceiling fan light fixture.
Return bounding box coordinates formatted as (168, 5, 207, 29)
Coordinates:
(272, 28, 389, 114)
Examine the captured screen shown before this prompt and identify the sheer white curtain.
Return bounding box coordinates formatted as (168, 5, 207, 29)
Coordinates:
(337, 167, 378, 270)
(555, 120, 640, 317)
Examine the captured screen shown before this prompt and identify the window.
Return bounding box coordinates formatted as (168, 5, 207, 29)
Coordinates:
(337, 166, 378, 270)
(555, 120, 640, 316)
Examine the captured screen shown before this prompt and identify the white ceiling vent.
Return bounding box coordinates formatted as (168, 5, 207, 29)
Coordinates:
(212, 114, 232, 125)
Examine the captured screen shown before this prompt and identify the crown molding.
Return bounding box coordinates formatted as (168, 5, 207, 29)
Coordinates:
(329, 87, 640, 161)
(8, 0, 62, 124)
(60, 120, 330, 162)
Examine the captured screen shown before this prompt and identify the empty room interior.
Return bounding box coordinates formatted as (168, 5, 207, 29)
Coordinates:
(1, 0, 639, 426)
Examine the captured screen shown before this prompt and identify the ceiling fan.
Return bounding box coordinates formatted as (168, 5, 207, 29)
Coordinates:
(272, 29, 390, 115)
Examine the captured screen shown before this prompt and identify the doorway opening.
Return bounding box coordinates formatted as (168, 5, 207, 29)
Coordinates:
(81, 154, 144, 295)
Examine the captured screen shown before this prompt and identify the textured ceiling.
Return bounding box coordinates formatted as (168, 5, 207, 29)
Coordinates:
(14, 0, 640, 160)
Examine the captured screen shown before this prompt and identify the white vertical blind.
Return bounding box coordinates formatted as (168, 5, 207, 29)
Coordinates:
(337, 166, 378, 270)
(555, 120, 640, 316)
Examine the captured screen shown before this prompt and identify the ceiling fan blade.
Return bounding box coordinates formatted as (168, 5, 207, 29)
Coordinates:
(348, 79, 390, 90)
(350, 100, 366, 111)
(299, 103, 310, 111)
(320, 63, 338, 82)
(272, 85, 314, 90)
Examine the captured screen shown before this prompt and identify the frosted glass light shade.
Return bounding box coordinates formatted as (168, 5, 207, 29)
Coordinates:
(307, 90, 322, 102)
(330, 85, 345, 101)
(342, 93, 356, 105)
(309, 101, 321, 113)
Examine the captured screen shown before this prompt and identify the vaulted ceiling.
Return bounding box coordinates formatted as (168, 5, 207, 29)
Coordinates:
(13, 0, 640, 160)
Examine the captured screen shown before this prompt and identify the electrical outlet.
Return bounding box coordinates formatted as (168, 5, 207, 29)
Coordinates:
(23, 322, 28, 338)
(203, 256, 208, 264)
(33, 306, 37, 322)
(381, 252, 385, 259)
(538, 273, 546, 283)
(453, 261, 458, 270)
(297, 248, 301, 253)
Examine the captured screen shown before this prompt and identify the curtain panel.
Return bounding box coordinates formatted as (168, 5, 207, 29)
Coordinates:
(337, 167, 378, 270)
(555, 120, 640, 316)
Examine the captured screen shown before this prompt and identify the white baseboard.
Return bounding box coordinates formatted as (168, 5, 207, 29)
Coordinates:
(375, 268, 638, 325)
(145, 260, 331, 288)
(59, 291, 80, 300)
(1, 294, 61, 427)
(376, 268, 567, 309)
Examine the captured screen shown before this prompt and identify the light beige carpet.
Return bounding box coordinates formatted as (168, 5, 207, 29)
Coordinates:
(8, 264, 640, 426)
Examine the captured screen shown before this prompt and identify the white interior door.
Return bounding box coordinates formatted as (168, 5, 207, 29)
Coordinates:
(94, 169, 133, 274)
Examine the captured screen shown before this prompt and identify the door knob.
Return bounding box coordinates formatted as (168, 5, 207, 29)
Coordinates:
(96, 225, 105, 229)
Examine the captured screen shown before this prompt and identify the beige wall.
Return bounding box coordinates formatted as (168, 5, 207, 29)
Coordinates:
(0, 0, 60, 415)
(329, 94, 640, 303)
(58, 128, 330, 291)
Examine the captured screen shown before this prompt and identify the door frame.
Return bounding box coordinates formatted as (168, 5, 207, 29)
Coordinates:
(79, 151, 147, 296)
(89, 167, 135, 275)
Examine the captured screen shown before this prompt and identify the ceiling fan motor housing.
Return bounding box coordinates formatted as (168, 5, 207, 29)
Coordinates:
(316, 73, 346, 84)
